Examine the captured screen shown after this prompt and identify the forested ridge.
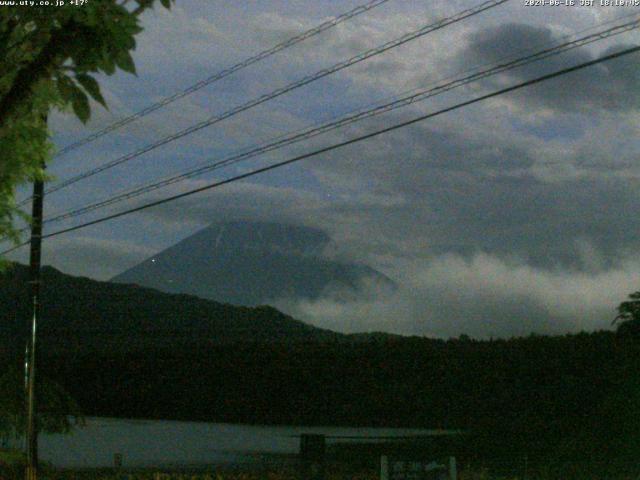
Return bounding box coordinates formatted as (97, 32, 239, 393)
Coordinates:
(1, 263, 638, 477)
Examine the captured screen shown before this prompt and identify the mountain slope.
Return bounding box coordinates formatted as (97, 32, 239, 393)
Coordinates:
(111, 221, 396, 306)
(0, 263, 343, 350)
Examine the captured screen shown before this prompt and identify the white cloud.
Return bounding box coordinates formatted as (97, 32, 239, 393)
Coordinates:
(276, 251, 640, 338)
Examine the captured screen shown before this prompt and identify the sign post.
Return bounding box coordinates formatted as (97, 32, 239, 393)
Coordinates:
(299, 434, 326, 480)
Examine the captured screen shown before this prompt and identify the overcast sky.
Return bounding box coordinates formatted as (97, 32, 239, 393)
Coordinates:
(5, 0, 640, 338)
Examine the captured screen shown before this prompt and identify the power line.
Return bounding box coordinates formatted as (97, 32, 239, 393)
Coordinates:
(8, 14, 640, 238)
(39, 17, 640, 226)
(53, 0, 393, 158)
(34, 0, 510, 201)
(2, 44, 637, 256)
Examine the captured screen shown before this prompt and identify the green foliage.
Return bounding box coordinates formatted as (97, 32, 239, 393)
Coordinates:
(0, 366, 83, 441)
(614, 290, 640, 338)
(75, 73, 106, 108)
(0, 82, 55, 251)
(0, 449, 26, 480)
(0, 0, 175, 247)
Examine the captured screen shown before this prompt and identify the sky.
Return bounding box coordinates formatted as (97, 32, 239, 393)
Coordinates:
(5, 0, 640, 338)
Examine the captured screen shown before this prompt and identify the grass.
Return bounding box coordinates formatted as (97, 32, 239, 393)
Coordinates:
(2, 450, 638, 480)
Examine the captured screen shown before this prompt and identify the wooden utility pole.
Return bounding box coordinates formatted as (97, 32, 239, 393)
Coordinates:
(25, 160, 45, 480)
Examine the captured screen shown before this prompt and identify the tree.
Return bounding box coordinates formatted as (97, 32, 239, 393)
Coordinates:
(0, 366, 82, 443)
(613, 290, 640, 338)
(0, 0, 175, 251)
(0, 366, 83, 479)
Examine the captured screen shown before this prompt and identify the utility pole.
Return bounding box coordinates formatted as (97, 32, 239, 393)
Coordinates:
(25, 156, 45, 480)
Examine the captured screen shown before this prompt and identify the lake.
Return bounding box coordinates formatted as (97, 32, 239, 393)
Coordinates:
(34, 417, 445, 469)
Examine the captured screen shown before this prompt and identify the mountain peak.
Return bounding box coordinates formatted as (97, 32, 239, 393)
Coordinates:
(189, 221, 331, 257)
(112, 220, 394, 307)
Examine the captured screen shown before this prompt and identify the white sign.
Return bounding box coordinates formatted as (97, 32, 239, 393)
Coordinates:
(380, 456, 457, 480)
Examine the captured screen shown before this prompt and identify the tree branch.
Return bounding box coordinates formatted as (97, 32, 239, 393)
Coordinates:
(0, 24, 69, 129)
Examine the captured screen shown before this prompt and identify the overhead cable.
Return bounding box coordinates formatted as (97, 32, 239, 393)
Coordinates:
(53, 0, 394, 158)
(36, 0, 510, 200)
(2, 43, 637, 256)
(40, 17, 640, 226)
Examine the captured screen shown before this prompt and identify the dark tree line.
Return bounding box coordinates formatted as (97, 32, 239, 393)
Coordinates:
(1, 264, 639, 477)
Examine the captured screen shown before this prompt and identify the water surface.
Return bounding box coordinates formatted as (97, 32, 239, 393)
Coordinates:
(38, 417, 442, 468)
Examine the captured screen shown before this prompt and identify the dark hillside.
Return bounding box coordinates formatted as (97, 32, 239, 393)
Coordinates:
(1, 262, 637, 477)
(0, 263, 343, 351)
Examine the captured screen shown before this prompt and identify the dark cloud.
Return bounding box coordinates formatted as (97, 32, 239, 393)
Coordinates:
(31, 3, 640, 338)
(457, 23, 640, 112)
(419, 175, 640, 270)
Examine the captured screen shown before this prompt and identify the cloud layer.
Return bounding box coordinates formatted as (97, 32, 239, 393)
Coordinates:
(6, 1, 640, 338)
